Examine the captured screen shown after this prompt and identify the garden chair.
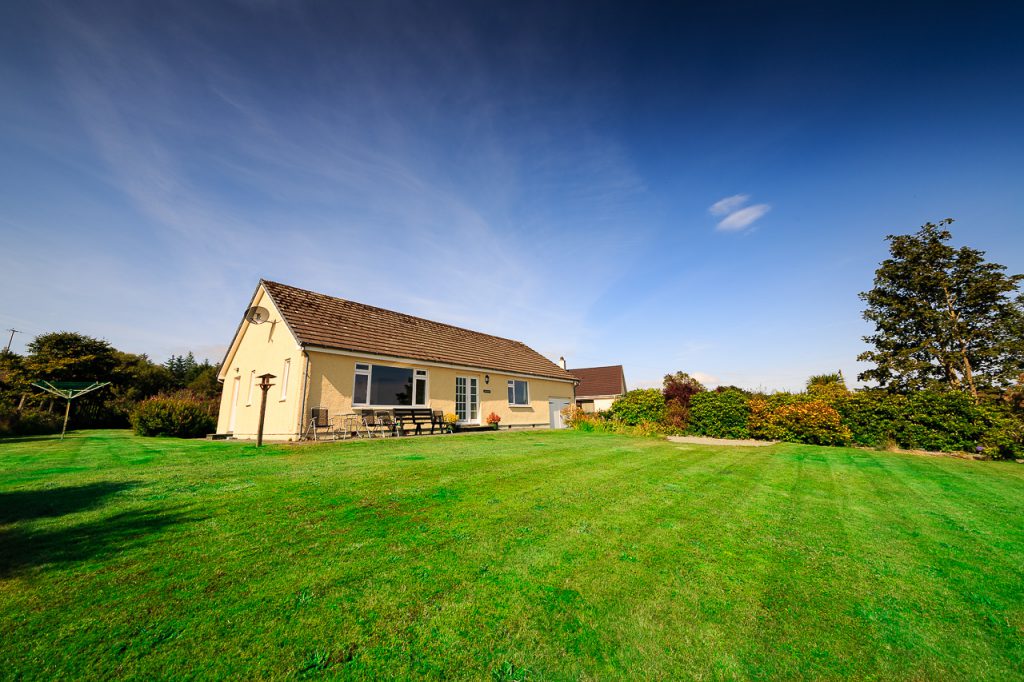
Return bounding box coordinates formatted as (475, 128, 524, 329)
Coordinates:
(374, 410, 398, 438)
(303, 407, 330, 441)
(432, 410, 453, 434)
(329, 414, 359, 439)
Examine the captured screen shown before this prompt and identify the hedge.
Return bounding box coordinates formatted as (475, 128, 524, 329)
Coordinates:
(130, 393, 216, 438)
(688, 390, 751, 439)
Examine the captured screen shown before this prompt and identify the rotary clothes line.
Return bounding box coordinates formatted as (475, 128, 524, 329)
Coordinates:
(30, 380, 111, 440)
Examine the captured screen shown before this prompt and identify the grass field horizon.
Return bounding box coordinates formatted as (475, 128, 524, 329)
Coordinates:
(2, 429, 1023, 679)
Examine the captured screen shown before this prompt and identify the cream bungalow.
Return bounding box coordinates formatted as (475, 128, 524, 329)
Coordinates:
(215, 280, 578, 440)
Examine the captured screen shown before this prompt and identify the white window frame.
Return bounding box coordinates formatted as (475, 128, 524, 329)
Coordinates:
(280, 358, 290, 401)
(414, 369, 428, 407)
(351, 362, 429, 408)
(246, 370, 255, 406)
(508, 379, 530, 406)
(456, 375, 479, 424)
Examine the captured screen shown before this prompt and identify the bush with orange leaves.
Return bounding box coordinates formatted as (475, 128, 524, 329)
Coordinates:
(748, 396, 851, 446)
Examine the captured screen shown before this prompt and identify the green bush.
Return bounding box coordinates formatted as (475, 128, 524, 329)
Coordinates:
(0, 408, 64, 437)
(831, 389, 1021, 457)
(979, 414, 1024, 459)
(895, 391, 987, 452)
(130, 393, 216, 438)
(832, 391, 906, 447)
(688, 390, 751, 439)
(609, 389, 666, 426)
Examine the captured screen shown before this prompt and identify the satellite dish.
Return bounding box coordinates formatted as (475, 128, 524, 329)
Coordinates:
(245, 306, 270, 325)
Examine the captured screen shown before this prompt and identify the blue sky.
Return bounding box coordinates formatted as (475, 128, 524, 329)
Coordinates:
(2, 1, 1022, 390)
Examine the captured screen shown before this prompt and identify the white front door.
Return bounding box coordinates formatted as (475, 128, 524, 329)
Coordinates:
(228, 376, 241, 432)
(455, 376, 479, 424)
(549, 399, 570, 429)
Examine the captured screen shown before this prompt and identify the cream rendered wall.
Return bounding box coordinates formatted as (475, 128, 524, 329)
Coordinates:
(216, 287, 305, 439)
(306, 351, 574, 427)
(577, 397, 616, 413)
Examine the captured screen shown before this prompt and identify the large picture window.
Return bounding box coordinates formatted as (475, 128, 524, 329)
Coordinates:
(353, 363, 428, 407)
(508, 379, 529, 406)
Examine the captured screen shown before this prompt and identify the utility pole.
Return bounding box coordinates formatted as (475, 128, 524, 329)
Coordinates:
(4, 328, 20, 353)
(256, 373, 276, 447)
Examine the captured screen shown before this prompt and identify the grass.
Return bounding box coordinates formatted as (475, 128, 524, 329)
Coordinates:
(1, 429, 1023, 680)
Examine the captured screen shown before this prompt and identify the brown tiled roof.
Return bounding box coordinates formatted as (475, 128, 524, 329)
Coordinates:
(261, 280, 575, 382)
(569, 365, 626, 398)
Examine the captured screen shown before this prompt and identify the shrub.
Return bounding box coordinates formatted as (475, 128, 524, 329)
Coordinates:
(130, 393, 216, 438)
(0, 408, 64, 437)
(662, 399, 690, 431)
(661, 372, 706, 431)
(979, 413, 1024, 459)
(896, 391, 987, 452)
(749, 397, 851, 446)
(832, 391, 906, 447)
(832, 389, 1021, 457)
(486, 412, 501, 426)
(688, 390, 751, 439)
(609, 389, 666, 426)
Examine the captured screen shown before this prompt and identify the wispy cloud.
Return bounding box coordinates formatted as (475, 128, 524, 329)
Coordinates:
(717, 204, 770, 231)
(709, 194, 770, 232)
(708, 194, 749, 216)
(10, 2, 652, 362)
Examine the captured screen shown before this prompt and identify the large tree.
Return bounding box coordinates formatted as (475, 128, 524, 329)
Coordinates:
(858, 219, 1024, 398)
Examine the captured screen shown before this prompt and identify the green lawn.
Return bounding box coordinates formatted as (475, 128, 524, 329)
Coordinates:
(1, 430, 1023, 680)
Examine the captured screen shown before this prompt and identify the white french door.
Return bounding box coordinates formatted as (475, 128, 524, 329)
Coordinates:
(455, 376, 479, 424)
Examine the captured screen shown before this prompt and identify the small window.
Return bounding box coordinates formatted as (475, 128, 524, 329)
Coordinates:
(508, 379, 529, 406)
(280, 359, 290, 401)
(353, 363, 370, 405)
(246, 370, 255, 406)
(414, 370, 428, 406)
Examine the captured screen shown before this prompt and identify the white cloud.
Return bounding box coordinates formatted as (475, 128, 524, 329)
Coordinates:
(716, 204, 771, 231)
(691, 371, 719, 386)
(16, 3, 652, 363)
(708, 194, 749, 216)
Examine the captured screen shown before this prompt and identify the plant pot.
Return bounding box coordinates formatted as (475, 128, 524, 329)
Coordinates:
(491, 423, 500, 430)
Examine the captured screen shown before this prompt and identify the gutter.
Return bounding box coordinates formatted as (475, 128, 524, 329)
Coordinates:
(297, 348, 310, 438)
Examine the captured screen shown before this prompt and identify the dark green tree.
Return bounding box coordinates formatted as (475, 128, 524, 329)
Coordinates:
(186, 364, 221, 400)
(22, 332, 118, 383)
(165, 352, 216, 387)
(103, 352, 178, 421)
(858, 219, 1024, 398)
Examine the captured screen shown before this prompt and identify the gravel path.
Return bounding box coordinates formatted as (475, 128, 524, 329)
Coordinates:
(667, 435, 777, 447)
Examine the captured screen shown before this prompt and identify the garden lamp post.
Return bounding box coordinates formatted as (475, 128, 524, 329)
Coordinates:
(256, 373, 275, 447)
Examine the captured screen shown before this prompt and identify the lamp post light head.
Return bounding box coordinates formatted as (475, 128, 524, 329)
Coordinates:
(257, 373, 276, 390)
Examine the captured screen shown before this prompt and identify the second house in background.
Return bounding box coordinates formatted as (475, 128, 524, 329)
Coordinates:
(570, 364, 627, 413)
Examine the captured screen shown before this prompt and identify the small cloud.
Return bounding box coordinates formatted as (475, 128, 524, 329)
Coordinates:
(709, 194, 749, 216)
(691, 371, 719, 386)
(716, 203, 770, 232)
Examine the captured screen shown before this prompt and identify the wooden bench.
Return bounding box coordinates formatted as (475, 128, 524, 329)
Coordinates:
(391, 408, 444, 435)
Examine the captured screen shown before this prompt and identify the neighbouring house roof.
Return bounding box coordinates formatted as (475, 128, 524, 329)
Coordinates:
(569, 365, 627, 398)
(260, 280, 576, 382)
